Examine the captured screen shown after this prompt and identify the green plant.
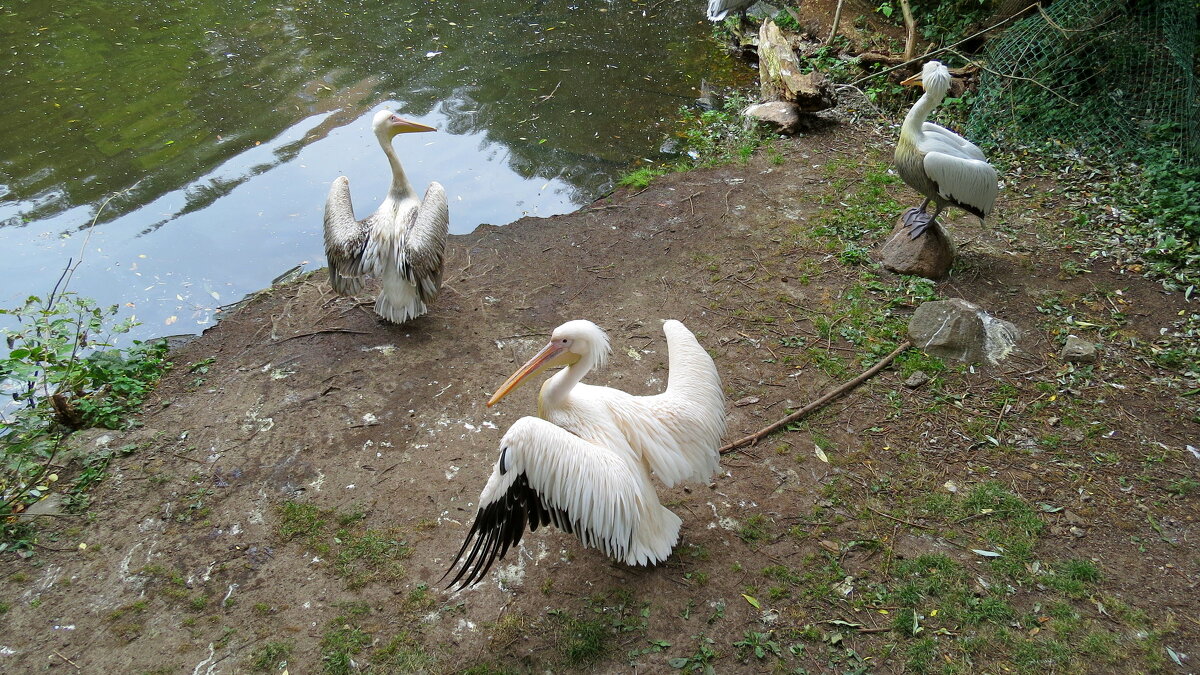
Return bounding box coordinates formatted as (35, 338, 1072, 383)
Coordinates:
(669, 634, 718, 673)
(2, 287, 170, 549)
(733, 630, 781, 660)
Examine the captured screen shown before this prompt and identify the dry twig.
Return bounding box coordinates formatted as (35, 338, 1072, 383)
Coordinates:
(720, 341, 912, 454)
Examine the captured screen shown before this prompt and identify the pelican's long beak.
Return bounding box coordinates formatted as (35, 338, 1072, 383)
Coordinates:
(900, 72, 923, 87)
(486, 342, 577, 407)
(391, 115, 437, 134)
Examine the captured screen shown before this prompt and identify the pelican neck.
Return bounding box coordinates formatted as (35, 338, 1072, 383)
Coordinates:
(377, 131, 417, 200)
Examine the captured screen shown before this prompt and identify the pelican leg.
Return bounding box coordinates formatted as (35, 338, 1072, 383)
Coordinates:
(908, 203, 944, 239)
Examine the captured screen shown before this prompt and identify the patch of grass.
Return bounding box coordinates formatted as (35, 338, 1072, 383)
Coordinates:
(373, 632, 435, 671)
(321, 603, 373, 675)
(1043, 559, 1101, 598)
(618, 166, 671, 189)
(277, 501, 327, 545)
(248, 640, 293, 672)
(333, 528, 410, 589)
(737, 514, 770, 544)
(556, 613, 611, 665)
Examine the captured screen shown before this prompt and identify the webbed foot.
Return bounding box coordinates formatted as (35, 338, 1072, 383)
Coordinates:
(906, 211, 937, 239)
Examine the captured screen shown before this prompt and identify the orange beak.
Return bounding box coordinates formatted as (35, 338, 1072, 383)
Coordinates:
(900, 72, 923, 87)
(486, 341, 577, 407)
(391, 115, 437, 134)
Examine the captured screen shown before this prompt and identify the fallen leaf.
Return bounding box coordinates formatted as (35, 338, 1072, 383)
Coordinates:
(971, 549, 1002, 558)
(734, 396, 760, 407)
(741, 594, 760, 609)
(625, 347, 641, 360)
(814, 446, 829, 463)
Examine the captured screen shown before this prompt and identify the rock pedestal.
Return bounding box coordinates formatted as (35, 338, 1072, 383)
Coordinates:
(877, 217, 956, 280)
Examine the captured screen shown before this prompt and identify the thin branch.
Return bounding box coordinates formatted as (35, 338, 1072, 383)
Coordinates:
(720, 341, 912, 454)
(947, 48, 1078, 107)
(827, 0, 845, 44)
(845, 2, 1043, 88)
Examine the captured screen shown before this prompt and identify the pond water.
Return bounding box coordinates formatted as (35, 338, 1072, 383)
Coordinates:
(0, 0, 750, 342)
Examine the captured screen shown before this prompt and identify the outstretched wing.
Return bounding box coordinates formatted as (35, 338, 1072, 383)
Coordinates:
(405, 182, 449, 303)
(607, 320, 726, 487)
(923, 150, 998, 218)
(922, 122, 986, 161)
(323, 176, 369, 295)
(446, 416, 641, 589)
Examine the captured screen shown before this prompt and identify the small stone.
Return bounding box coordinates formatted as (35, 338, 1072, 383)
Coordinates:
(1061, 335, 1098, 364)
(903, 370, 931, 388)
(908, 298, 1019, 365)
(743, 102, 802, 135)
(877, 217, 956, 280)
(1069, 526, 1086, 538)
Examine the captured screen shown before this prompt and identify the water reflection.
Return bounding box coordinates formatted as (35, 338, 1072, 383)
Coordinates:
(0, 0, 750, 339)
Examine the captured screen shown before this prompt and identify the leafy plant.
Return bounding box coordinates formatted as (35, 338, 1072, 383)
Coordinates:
(2, 287, 170, 545)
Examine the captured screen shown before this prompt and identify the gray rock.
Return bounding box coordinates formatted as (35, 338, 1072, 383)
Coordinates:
(908, 298, 1019, 365)
(877, 217, 956, 280)
(743, 101, 802, 135)
(903, 370, 931, 388)
(1061, 335, 1098, 364)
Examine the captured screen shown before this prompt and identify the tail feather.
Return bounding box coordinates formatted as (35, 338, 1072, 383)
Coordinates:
(375, 268, 426, 323)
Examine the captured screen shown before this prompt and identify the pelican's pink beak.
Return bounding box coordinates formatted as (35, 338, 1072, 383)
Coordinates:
(391, 115, 437, 134)
(486, 341, 576, 407)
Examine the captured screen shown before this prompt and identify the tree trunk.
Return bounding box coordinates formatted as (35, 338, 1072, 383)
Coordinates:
(759, 20, 836, 111)
(899, 0, 916, 60)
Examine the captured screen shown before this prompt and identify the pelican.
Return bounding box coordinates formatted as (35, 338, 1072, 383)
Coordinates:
(707, 0, 755, 22)
(446, 319, 726, 588)
(323, 109, 449, 323)
(894, 61, 998, 239)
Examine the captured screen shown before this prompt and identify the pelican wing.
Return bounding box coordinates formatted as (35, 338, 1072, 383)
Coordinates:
(923, 150, 998, 218)
(608, 320, 726, 487)
(405, 181, 449, 302)
(446, 416, 641, 588)
(323, 176, 369, 295)
(922, 122, 986, 161)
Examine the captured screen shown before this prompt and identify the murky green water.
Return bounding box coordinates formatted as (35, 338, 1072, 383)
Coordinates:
(0, 0, 749, 338)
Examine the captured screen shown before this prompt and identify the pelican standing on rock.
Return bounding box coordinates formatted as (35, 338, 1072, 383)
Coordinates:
(323, 109, 448, 323)
(894, 61, 998, 239)
(707, 0, 755, 22)
(445, 319, 726, 588)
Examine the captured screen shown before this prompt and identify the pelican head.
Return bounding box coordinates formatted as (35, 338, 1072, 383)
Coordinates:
(371, 109, 437, 139)
(901, 61, 951, 97)
(487, 320, 610, 407)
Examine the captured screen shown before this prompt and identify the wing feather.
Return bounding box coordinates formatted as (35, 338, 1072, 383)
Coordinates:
(923, 151, 998, 218)
(446, 417, 642, 589)
(922, 122, 986, 161)
(405, 182, 449, 303)
(322, 176, 369, 295)
(608, 320, 726, 487)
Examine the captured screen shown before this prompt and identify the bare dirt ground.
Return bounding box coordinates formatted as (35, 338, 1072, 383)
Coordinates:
(2, 121, 1197, 674)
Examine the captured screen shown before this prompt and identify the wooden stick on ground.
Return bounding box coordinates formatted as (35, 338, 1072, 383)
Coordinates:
(719, 341, 912, 455)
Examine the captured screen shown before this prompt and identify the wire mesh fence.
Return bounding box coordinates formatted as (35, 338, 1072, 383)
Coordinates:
(967, 0, 1198, 164)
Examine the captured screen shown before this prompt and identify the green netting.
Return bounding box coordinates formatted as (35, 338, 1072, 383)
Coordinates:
(967, 0, 1198, 164)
